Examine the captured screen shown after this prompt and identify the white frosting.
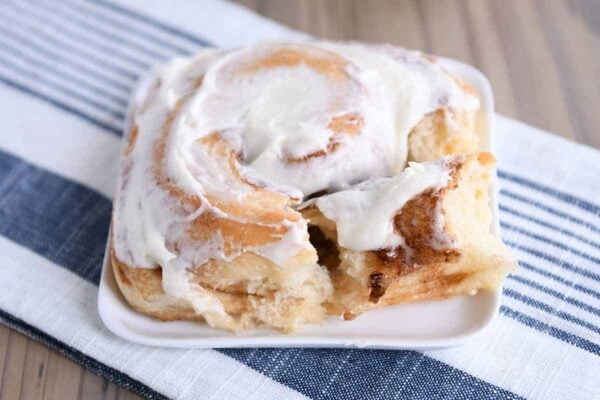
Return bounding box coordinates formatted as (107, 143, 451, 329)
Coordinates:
(111, 42, 479, 314)
(315, 160, 451, 251)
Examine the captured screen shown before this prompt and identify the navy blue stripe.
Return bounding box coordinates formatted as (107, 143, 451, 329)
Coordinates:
(508, 275, 600, 317)
(501, 189, 600, 235)
(0, 307, 521, 400)
(0, 308, 167, 400)
(222, 348, 521, 400)
(62, 0, 196, 56)
(519, 261, 600, 300)
(0, 9, 140, 81)
(500, 204, 600, 251)
(503, 222, 600, 265)
(87, 0, 210, 47)
(500, 306, 600, 356)
(498, 170, 600, 217)
(0, 74, 121, 135)
(507, 241, 600, 282)
(0, 39, 128, 107)
(0, 150, 111, 284)
(34, 0, 176, 61)
(0, 24, 133, 93)
(504, 288, 600, 335)
(0, 150, 523, 399)
(0, 54, 125, 120)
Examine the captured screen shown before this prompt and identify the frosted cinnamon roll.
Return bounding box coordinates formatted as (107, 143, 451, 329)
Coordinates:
(110, 42, 515, 333)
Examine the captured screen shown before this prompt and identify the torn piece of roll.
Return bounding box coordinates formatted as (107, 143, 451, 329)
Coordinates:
(110, 41, 515, 333)
(304, 153, 516, 319)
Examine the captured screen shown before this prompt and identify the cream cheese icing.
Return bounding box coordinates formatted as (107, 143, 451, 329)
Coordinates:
(111, 42, 479, 314)
(314, 159, 451, 251)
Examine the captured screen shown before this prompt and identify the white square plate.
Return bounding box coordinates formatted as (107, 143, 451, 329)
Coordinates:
(98, 57, 501, 349)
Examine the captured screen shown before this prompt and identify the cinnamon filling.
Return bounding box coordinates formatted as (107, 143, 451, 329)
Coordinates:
(307, 225, 341, 271)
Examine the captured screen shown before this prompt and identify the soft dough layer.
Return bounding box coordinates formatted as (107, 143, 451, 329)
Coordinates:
(110, 41, 511, 333)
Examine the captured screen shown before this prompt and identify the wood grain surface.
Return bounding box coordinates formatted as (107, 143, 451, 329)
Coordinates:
(1, 1, 598, 399)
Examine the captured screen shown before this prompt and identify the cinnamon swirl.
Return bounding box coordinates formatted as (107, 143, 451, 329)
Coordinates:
(110, 42, 516, 333)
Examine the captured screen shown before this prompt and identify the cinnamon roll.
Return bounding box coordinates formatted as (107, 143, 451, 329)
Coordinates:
(110, 42, 516, 333)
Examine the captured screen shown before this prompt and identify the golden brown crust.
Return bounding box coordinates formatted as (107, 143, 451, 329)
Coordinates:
(111, 249, 202, 321)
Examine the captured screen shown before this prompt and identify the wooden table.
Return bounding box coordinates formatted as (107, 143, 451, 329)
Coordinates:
(1, 1, 598, 399)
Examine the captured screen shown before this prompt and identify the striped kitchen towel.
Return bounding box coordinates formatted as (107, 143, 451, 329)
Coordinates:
(0, 1, 599, 399)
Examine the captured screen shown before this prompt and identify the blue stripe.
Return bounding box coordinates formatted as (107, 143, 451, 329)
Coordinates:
(34, 0, 176, 61)
(0, 38, 128, 107)
(0, 24, 133, 93)
(7, 0, 152, 71)
(502, 222, 600, 265)
(498, 170, 600, 217)
(0, 8, 140, 81)
(500, 306, 600, 356)
(0, 74, 121, 135)
(504, 288, 600, 335)
(507, 241, 600, 282)
(222, 348, 522, 400)
(0, 54, 126, 120)
(501, 189, 600, 235)
(62, 0, 196, 55)
(519, 261, 600, 300)
(0, 150, 522, 399)
(87, 0, 210, 47)
(500, 204, 600, 251)
(0, 308, 168, 400)
(508, 275, 600, 317)
(0, 150, 111, 284)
